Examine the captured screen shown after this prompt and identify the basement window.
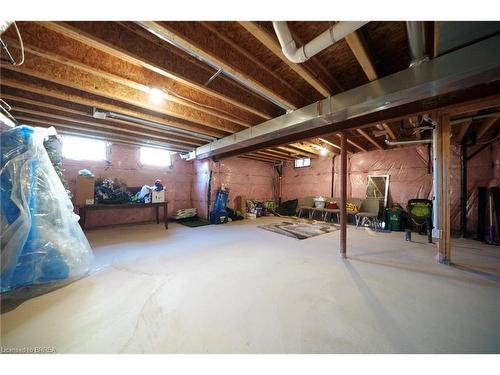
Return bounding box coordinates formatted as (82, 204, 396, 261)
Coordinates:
(140, 146, 172, 167)
(62, 135, 106, 161)
(294, 158, 311, 168)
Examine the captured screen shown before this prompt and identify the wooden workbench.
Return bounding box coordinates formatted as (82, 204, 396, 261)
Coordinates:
(79, 201, 169, 230)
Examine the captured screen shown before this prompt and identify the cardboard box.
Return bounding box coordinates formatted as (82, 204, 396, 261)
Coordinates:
(75, 175, 95, 207)
(234, 195, 246, 215)
(152, 189, 165, 203)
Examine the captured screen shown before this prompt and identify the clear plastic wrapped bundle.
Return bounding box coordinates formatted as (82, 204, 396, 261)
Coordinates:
(1, 125, 93, 298)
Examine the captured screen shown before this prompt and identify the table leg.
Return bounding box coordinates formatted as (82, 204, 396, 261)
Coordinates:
(164, 202, 168, 229)
(156, 205, 160, 224)
(79, 206, 86, 230)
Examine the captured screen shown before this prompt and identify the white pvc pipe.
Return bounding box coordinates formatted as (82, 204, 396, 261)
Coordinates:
(273, 21, 369, 64)
(385, 138, 432, 146)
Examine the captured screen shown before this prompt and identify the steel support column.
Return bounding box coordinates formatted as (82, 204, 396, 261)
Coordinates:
(340, 132, 348, 258)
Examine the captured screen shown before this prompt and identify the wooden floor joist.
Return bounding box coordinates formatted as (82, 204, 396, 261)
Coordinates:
(239, 155, 274, 163)
(1, 50, 244, 134)
(38, 21, 279, 120)
(455, 119, 473, 142)
(381, 123, 397, 141)
(3, 27, 258, 128)
(276, 146, 317, 158)
(11, 108, 202, 147)
(356, 128, 384, 150)
(201, 22, 312, 104)
(476, 117, 499, 139)
(53, 129, 181, 151)
(304, 140, 339, 155)
(1, 77, 226, 138)
(238, 21, 332, 97)
(139, 21, 299, 110)
(16, 117, 192, 152)
(4, 96, 206, 144)
(254, 150, 295, 161)
(265, 148, 297, 158)
(289, 142, 323, 156)
(345, 31, 378, 82)
(335, 133, 368, 152)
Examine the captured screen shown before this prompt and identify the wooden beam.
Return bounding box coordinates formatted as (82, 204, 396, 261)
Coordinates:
(289, 142, 323, 156)
(1, 50, 242, 134)
(265, 148, 296, 158)
(340, 132, 347, 258)
(308, 138, 343, 154)
(245, 152, 281, 162)
(15, 116, 190, 152)
(246, 153, 281, 162)
(382, 123, 397, 141)
(335, 133, 368, 152)
(200, 22, 311, 104)
(142, 21, 299, 110)
(3, 23, 260, 127)
(319, 136, 355, 154)
(40, 21, 276, 120)
(11, 107, 201, 147)
(49, 129, 179, 151)
(238, 21, 333, 97)
(254, 150, 294, 161)
(345, 31, 378, 81)
(1, 76, 225, 138)
(455, 119, 473, 143)
(318, 137, 341, 150)
(239, 155, 274, 163)
(446, 95, 500, 116)
(276, 146, 316, 158)
(4, 95, 205, 144)
(437, 113, 451, 264)
(476, 117, 499, 139)
(259, 149, 295, 160)
(356, 128, 384, 150)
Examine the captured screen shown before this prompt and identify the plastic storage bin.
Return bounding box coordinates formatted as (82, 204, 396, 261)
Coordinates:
(386, 205, 404, 231)
(313, 197, 326, 209)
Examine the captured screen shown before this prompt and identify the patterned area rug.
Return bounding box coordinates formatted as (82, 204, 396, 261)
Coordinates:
(258, 219, 339, 239)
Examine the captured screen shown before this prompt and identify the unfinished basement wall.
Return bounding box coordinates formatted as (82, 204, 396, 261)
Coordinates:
(62, 143, 193, 227)
(281, 156, 337, 201)
(458, 138, 500, 234)
(192, 157, 275, 219)
(281, 141, 500, 235)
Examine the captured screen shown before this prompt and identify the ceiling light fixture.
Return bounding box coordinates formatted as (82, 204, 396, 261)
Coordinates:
(149, 88, 165, 105)
(319, 147, 328, 156)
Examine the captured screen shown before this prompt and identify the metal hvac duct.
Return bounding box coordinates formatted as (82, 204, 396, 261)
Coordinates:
(405, 21, 429, 67)
(195, 34, 500, 160)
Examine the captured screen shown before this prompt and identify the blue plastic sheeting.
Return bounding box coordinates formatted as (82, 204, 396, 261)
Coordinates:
(1, 126, 93, 294)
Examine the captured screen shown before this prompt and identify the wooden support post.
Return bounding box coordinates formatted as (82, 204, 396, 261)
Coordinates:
(340, 132, 348, 258)
(437, 113, 452, 264)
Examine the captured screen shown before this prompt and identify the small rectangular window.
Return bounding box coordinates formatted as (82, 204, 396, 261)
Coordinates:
(294, 158, 311, 168)
(140, 146, 172, 167)
(62, 135, 106, 161)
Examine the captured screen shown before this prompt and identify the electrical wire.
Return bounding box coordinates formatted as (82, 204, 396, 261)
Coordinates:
(0, 22, 24, 66)
(11, 22, 24, 66)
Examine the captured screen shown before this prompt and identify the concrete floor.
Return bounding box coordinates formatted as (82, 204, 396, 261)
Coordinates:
(1, 217, 500, 353)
